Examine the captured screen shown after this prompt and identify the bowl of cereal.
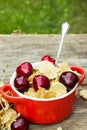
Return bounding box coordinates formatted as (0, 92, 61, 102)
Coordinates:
(1, 56, 86, 124)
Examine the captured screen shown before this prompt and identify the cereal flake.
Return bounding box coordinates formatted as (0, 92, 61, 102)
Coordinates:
(80, 89, 87, 99)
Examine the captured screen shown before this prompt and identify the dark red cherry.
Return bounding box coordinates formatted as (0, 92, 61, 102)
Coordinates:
(11, 116, 29, 130)
(16, 62, 33, 78)
(41, 55, 55, 64)
(0, 101, 5, 110)
(33, 75, 50, 91)
(14, 75, 29, 92)
(59, 71, 79, 91)
(0, 104, 2, 110)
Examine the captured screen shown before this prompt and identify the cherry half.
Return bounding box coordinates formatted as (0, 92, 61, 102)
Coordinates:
(59, 71, 79, 91)
(33, 75, 50, 91)
(11, 116, 29, 130)
(14, 75, 29, 92)
(16, 62, 33, 78)
(41, 55, 55, 64)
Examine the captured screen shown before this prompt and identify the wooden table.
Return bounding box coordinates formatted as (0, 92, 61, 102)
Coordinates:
(0, 34, 87, 130)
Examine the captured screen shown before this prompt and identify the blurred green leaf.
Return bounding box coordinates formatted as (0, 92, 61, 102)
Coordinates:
(0, 0, 87, 34)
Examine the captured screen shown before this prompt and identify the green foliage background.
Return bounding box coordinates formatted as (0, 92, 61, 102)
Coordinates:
(0, 0, 87, 34)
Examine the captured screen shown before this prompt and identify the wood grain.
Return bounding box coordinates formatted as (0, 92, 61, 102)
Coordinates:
(0, 34, 87, 130)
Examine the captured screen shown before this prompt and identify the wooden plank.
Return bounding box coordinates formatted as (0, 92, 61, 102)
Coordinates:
(0, 34, 87, 130)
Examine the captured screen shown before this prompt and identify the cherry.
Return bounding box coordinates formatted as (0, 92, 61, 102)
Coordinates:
(0, 101, 5, 110)
(11, 116, 29, 130)
(33, 75, 50, 91)
(41, 55, 55, 64)
(59, 71, 79, 91)
(14, 75, 29, 92)
(16, 62, 33, 78)
(0, 104, 2, 110)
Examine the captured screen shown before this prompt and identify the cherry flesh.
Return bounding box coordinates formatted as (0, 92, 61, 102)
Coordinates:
(41, 55, 55, 64)
(16, 62, 33, 78)
(14, 75, 29, 92)
(33, 75, 50, 91)
(11, 116, 29, 130)
(59, 71, 79, 91)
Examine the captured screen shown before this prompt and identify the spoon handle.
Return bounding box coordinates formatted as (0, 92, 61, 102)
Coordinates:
(55, 22, 70, 65)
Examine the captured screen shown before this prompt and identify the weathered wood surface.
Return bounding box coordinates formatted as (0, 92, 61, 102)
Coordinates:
(0, 34, 87, 130)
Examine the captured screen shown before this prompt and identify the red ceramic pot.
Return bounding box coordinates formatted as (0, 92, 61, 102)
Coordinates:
(0, 62, 86, 124)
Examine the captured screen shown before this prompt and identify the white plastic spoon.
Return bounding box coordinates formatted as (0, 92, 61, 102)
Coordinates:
(55, 22, 70, 65)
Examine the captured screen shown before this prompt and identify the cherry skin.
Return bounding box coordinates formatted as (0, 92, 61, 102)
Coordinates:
(59, 71, 79, 91)
(14, 75, 29, 92)
(0, 101, 5, 110)
(33, 75, 50, 91)
(0, 104, 2, 110)
(11, 116, 29, 130)
(41, 55, 55, 64)
(16, 62, 33, 78)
